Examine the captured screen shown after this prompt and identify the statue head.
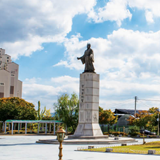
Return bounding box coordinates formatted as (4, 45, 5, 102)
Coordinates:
(87, 43, 91, 49)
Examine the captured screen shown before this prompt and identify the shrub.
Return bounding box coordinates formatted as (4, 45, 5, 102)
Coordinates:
(121, 132, 128, 136)
(149, 135, 157, 138)
(103, 132, 108, 135)
(129, 126, 140, 136)
(104, 131, 128, 136)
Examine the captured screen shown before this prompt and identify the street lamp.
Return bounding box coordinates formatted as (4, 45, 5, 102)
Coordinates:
(56, 127, 66, 160)
(143, 131, 146, 145)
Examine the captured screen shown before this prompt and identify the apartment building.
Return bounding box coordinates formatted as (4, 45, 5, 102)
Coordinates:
(0, 48, 22, 98)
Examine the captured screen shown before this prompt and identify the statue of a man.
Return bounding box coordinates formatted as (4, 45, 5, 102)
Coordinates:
(77, 43, 95, 73)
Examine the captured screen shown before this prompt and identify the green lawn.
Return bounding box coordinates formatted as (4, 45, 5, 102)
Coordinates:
(80, 141, 160, 155)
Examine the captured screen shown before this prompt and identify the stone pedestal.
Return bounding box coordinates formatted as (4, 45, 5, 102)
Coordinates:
(73, 72, 103, 137)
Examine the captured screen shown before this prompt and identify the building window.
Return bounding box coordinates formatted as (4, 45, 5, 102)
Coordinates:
(7, 57, 9, 59)
(7, 60, 9, 62)
(10, 86, 14, 94)
(0, 92, 4, 98)
(0, 83, 4, 86)
(11, 71, 15, 76)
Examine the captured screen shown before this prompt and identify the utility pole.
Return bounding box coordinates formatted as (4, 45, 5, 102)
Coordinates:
(158, 108, 159, 136)
(135, 96, 137, 118)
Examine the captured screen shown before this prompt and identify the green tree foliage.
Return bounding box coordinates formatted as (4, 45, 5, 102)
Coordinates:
(128, 107, 159, 131)
(41, 106, 52, 120)
(99, 106, 103, 113)
(37, 101, 52, 120)
(54, 93, 79, 133)
(99, 107, 118, 132)
(128, 126, 140, 136)
(99, 107, 118, 125)
(0, 97, 37, 121)
(149, 107, 159, 114)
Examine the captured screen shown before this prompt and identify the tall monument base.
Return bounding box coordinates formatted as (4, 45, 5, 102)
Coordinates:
(36, 73, 137, 143)
(72, 72, 103, 137)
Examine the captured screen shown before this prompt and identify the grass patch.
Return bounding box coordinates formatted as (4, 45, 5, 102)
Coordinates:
(79, 141, 160, 155)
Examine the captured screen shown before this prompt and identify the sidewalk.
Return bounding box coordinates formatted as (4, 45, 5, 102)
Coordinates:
(0, 136, 160, 160)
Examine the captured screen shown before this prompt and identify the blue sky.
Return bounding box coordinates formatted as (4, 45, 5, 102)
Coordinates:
(1, 0, 160, 111)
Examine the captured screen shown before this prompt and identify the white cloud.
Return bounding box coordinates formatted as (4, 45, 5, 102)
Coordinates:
(51, 75, 78, 84)
(53, 60, 70, 68)
(2, 0, 160, 59)
(2, 0, 160, 111)
(100, 80, 160, 96)
(23, 74, 160, 111)
(127, 0, 160, 23)
(0, 0, 96, 59)
(88, 0, 132, 26)
(56, 29, 160, 77)
(100, 98, 160, 111)
(145, 10, 154, 23)
(99, 78, 160, 110)
(24, 77, 41, 84)
(23, 76, 79, 111)
(1, 35, 44, 59)
(88, 0, 160, 25)
(53, 28, 160, 110)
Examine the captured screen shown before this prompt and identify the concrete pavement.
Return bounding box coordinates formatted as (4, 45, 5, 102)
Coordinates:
(0, 136, 160, 160)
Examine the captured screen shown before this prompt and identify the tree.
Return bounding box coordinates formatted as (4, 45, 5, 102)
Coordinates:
(0, 97, 37, 121)
(149, 107, 159, 114)
(41, 106, 52, 120)
(99, 106, 103, 113)
(37, 101, 52, 120)
(128, 109, 158, 131)
(54, 93, 79, 133)
(99, 107, 118, 132)
(43, 107, 51, 117)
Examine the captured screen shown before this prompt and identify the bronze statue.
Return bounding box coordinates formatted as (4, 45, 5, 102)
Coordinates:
(77, 43, 95, 73)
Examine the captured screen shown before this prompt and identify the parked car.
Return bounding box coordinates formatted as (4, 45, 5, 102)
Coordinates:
(140, 129, 156, 135)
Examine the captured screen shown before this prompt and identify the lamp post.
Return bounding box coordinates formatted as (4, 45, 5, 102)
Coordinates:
(143, 131, 146, 144)
(56, 127, 66, 160)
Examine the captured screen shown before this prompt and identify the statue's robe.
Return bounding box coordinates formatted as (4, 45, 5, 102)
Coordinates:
(80, 48, 95, 72)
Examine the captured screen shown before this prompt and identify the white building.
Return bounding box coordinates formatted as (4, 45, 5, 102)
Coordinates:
(0, 48, 22, 98)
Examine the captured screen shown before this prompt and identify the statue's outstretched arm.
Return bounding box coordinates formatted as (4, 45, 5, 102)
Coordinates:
(77, 54, 84, 60)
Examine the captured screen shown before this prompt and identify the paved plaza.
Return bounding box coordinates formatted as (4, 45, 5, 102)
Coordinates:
(0, 136, 160, 160)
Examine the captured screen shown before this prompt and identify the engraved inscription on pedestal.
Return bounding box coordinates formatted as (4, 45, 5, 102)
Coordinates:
(79, 102, 85, 109)
(80, 83, 85, 103)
